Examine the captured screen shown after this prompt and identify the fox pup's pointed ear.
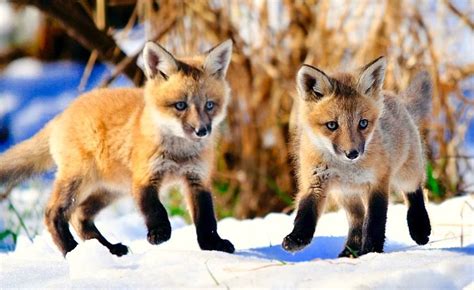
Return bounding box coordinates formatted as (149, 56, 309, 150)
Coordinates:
(296, 65, 332, 101)
(143, 42, 178, 80)
(358, 56, 386, 96)
(204, 39, 233, 79)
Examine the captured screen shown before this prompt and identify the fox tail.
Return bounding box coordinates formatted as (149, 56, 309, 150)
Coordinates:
(0, 121, 55, 197)
(402, 70, 433, 124)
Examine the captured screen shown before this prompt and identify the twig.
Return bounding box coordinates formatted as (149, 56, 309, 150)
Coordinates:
(390, 234, 471, 253)
(10, 0, 144, 85)
(443, 0, 474, 30)
(204, 260, 220, 286)
(433, 223, 474, 227)
(228, 262, 290, 272)
(99, 16, 177, 87)
(461, 200, 473, 247)
(78, 50, 99, 92)
(434, 155, 474, 160)
(0, 184, 14, 201)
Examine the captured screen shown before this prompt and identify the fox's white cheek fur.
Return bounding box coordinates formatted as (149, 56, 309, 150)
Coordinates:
(303, 123, 335, 155)
(364, 130, 375, 151)
(151, 109, 186, 138)
(212, 91, 230, 127)
(212, 109, 227, 128)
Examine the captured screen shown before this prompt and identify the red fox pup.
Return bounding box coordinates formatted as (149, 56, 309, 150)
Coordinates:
(282, 57, 432, 257)
(0, 40, 235, 256)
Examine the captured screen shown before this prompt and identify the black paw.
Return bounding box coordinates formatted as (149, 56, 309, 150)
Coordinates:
(62, 241, 79, 257)
(282, 233, 312, 252)
(214, 238, 235, 253)
(407, 206, 431, 245)
(338, 246, 359, 258)
(147, 225, 171, 245)
(109, 243, 129, 257)
(198, 236, 235, 253)
(359, 243, 384, 256)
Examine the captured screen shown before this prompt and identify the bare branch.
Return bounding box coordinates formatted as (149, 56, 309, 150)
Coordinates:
(10, 0, 144, 86)
(443, 0, 474, 30)
(99, 15, 177, 87)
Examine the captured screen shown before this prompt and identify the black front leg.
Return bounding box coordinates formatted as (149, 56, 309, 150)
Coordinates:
(134, 177, 171, 245)
(282, 165, 329, 253)
(361, 191, 388, 254)
(282, 194, 318, 252)
(406, 187, 431, 245)
(186, 174, 234, 253)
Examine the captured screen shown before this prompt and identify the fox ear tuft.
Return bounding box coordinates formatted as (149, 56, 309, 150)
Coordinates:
(296, 65, 332, 101)
(143, 42, 178, 80)
(204, 39, 233, 79)
(358, 56, 386, 96)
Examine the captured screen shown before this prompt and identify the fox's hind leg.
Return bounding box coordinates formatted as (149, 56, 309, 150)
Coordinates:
(405, 187, 431, 245)
(44, 178, 82, 256)
(338, 195, 365, 258)
(70, 190, 128, 256)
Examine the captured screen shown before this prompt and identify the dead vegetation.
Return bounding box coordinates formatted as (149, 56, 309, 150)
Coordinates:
(6, 0, 474, 218)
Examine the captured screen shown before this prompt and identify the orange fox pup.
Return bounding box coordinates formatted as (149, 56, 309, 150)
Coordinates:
(282, 57, 432, 257)
(0, 40, 235, 256)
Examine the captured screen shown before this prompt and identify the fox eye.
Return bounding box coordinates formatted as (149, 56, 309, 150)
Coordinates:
(205, 101, 215, 111)
(359, 119, 369, 129)
(174, 101, 187, 111)
(326, 121, 338, 131)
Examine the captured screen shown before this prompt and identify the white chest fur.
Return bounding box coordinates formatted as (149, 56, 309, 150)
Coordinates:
(150, 135, 210, 180)
(323, 160, 376, 196)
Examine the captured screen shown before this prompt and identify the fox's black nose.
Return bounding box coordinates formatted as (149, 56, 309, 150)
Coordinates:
(345, 150, 359, 160)
(196, 127, 207, 137)
(195, 126, 210, 137)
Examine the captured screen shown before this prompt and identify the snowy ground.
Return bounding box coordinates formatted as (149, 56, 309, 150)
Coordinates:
(0, 193, 473, 289)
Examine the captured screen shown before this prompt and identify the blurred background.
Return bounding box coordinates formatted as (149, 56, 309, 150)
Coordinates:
(0, 0, 473, 248)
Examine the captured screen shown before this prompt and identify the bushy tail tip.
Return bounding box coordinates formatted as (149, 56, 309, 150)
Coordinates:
(403, 70, 433, 123)
(0, 122, 55, 197)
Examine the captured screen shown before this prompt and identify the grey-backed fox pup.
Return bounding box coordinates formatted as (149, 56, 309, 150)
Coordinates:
(282, 57, 432, 257)
(0, 40, 235, 256)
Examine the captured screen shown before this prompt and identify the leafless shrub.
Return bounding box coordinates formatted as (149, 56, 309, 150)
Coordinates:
(6, 0, 474, 217)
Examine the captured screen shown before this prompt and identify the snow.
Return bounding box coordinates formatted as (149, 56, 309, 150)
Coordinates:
(2, 58, 44, 78)
(1, 193, 473, 288)
(12, 92, 75, 137)
(114, 25, 146, 56)
(0, 3, 473, 287)
(0, 2, 41, 52)
(0, 2, 14, 36)
(0, 58, 133, 151)
(0, 93, 18, 118)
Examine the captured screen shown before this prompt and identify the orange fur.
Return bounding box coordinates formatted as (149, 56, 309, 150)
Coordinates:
(0, 40, 234, 256)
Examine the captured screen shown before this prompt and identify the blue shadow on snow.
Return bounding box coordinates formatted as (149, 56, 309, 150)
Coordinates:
(237, 236, 409, 262)
(443, 243, 474, 256)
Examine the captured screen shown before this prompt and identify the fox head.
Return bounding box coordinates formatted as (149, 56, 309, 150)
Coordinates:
(296, 57, 386, 163)
(142, 40, 232, 140)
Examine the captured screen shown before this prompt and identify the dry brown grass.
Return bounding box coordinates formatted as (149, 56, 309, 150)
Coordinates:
(117, 0, 474, 217)
(14, 0, 474, 218)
